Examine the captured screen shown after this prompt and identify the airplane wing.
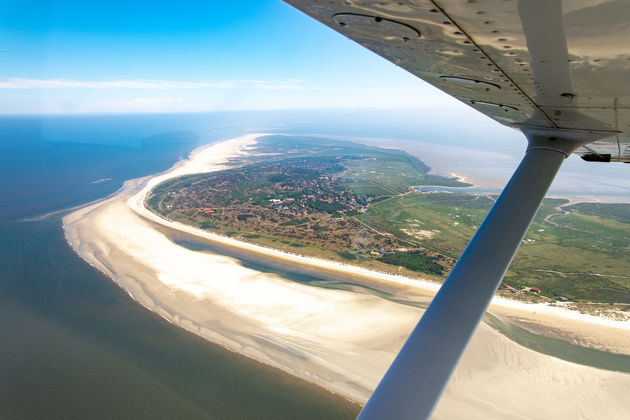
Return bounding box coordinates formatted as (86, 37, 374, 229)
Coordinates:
(282, 1, 629, 419)
(284, 0, 630, 162)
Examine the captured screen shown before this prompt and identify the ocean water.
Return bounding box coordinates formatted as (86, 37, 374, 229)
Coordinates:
(0, 113, 361, 420)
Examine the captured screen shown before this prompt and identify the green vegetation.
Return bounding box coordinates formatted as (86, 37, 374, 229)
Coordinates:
(359, 192, 630, 304)
(340, 153, 466, 196)
(337, 251, 357, 260)
(568, 202, 630, 223)
(280, 218, 309, 226)
(381, 252, 443, 275)
(200, 221, 218, 230)
(361, 192, 493, 258)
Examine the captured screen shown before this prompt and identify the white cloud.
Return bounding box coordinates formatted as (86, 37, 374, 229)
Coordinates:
(0, 77, 303, 90)
(86, 97, 186, 112)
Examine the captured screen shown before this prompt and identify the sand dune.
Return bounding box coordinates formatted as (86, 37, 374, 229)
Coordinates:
(63, 134, 630, 419)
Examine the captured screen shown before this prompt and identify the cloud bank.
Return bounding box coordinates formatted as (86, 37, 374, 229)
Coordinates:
(0, 78, 303, 90)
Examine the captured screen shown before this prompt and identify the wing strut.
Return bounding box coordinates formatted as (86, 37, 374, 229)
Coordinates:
(358, 131, 582, 419)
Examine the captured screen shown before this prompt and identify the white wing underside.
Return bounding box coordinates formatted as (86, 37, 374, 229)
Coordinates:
(284, 0, 630, 163)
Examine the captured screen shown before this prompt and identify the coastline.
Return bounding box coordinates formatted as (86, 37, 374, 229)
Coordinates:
(63, 134, 630, 419)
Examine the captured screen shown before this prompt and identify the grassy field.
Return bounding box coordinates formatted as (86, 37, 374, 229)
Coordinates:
(339, 154, 467, 196)
(360, 193, 630, 304)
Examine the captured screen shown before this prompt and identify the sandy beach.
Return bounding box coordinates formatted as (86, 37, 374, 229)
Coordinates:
(63, 134, 630, 419)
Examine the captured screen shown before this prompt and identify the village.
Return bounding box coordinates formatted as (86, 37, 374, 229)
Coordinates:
(256, 172, 373, 217)
(148, 157, 454, 276)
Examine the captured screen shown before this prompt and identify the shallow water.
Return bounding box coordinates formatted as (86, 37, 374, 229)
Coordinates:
(486, 314, 630, 373)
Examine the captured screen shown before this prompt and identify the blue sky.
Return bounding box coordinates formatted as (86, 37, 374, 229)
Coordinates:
(0, 0, 471, 114)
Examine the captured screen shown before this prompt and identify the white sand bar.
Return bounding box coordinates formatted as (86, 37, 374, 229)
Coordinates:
(64, 134, 630, 419)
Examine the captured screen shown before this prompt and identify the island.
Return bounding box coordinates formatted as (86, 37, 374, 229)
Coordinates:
(147, 134, 630, 315)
